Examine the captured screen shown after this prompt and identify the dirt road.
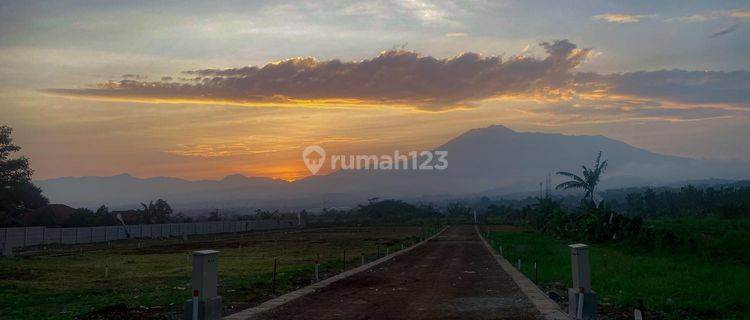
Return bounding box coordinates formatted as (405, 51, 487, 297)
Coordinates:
(257, 226, 541, 319)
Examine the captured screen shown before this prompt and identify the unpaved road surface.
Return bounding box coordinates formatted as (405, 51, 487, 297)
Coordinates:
(259, 226, 541, 319)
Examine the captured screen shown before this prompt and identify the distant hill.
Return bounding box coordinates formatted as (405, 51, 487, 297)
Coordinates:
(35, 173, 290, 210)
(35, 125, 750, 212)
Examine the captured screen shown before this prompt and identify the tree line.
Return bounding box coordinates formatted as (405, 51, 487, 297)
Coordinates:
(479, 152, 749, 264)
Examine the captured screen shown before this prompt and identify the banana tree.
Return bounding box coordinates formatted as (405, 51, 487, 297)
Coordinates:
(555, 151, 608, 207)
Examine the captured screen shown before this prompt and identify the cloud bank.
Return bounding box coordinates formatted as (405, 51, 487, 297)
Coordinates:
(711, 24, 740, 37)
(575, 70, 750, 106)
(47, 40, 590, 111)
(47, 40, 749, 118)
(669, 9, 750, 22)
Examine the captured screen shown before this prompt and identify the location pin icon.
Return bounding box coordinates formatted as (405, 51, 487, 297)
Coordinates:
(302, 145, 326, 175)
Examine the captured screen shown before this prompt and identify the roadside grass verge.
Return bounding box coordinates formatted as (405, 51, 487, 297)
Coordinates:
(488, 221, 750, 320)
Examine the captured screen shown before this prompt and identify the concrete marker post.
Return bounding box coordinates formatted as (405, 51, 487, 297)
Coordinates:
(634, 299, 646, 320)
(272, 257, 277, 295)
(568, 243, 597, 320)
(360, 252, 365, 266)
(314, 254, 320, 282)
(183, 250, 221, 320)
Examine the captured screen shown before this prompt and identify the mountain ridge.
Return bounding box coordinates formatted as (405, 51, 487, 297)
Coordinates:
(35, 125, 750, 212)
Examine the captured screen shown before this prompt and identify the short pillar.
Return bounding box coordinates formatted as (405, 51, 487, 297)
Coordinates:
(184, 250, 222, 320)
(568, 244, 597, 319)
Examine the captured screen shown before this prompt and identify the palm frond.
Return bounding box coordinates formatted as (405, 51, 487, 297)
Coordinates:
(594, 151, 602, 169)
(556, 181, 586, 190)
(556, 171, 585, 184)
(597, 159, 608, 174)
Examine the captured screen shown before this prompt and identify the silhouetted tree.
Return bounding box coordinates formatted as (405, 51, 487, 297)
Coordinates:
(140, 199, 172, 223)
(556, 151, 608, 207)
(207, 209, 220, 221)
(446, 202, 472, 219)
(141, 201, 153, 223)
(0, 125, 48, 226)
(152, 199, 172, 223)
(96, 205, 109, 216)
(94, 204, 118, 225)
(65, 208, 98, 227)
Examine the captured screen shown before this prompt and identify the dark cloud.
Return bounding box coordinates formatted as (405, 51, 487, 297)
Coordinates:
(544, 103, 737, 122)
(524, 101, 736, 123)
(47, 40, 590, 111)
(576, 70, 750, 107)
(711, 23, 739, 37)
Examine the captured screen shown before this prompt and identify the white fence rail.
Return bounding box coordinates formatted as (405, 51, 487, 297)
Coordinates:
(0, 219, 298, 254)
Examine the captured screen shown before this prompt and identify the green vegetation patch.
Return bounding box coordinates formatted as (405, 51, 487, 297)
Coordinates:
(489, 222, 750, 320)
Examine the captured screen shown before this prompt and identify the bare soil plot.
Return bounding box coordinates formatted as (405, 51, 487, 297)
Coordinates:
(257, 226, 541, 320)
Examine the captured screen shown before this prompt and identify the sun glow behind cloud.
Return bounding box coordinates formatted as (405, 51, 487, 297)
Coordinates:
(2, 1, 750, 181)
(33, 39, 750, 181)
(593, 13, 652, 24)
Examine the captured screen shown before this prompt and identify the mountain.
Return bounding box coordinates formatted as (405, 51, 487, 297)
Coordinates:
(36, 173, 290, 210)
(35, 125, 750, 212)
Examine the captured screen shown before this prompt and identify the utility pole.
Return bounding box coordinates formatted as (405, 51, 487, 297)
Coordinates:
(539, 182, 543, 199)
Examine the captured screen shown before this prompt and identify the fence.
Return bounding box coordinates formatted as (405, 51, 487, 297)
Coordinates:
(0, 219, 299, 254)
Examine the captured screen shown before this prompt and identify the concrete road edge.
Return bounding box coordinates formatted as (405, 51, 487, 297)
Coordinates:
(475, 225, 571, 320)
(224, 226, 449, 320)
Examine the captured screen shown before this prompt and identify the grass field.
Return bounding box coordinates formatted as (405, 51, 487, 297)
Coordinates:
(0, 226, 431, 320)
(486, 219, 750, 320)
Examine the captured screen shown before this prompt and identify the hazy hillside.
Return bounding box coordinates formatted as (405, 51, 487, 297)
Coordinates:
(35, 125, 750, 211)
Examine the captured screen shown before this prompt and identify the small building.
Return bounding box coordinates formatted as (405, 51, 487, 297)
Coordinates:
(23, 204, 76, 226)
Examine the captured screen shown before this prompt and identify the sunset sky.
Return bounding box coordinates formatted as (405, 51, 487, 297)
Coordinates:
(1, 0, 749, 181)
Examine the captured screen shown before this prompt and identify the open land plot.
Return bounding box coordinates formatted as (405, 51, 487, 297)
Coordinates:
(255, 225, 541, 320)
(0, 226, 428, 320)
